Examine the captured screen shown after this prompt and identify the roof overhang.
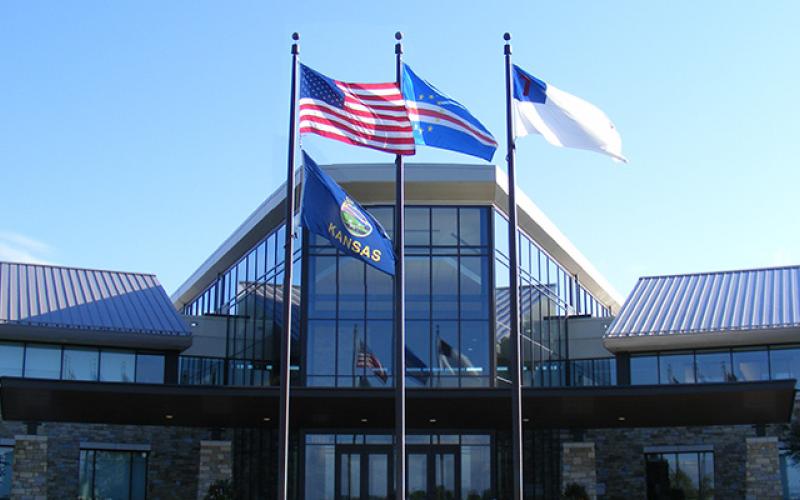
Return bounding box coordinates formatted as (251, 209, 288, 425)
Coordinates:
(1, 378, 791, 429)
(0, 324, 191, 351)
(171, 164, 622, 313)
(604, 326, 800, 353)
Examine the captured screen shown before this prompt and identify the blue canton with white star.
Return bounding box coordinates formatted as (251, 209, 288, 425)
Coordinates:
(300, 64, 345, 108)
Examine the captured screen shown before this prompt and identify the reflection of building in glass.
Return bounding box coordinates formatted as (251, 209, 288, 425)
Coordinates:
(0, 163, 798, 498)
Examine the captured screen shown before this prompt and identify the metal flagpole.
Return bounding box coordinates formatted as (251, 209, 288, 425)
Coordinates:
(393, 30, 407, 500)
(503, 32, 525, 500)
(277, 32, 300, 500)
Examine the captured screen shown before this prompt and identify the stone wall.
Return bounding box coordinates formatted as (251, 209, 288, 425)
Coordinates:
(196, 440, 233, 500)
(745, 436, 781, 500)
(10, 435, 47, 500)
(561, 442, 597, 499)
(0, 419, 219, 500)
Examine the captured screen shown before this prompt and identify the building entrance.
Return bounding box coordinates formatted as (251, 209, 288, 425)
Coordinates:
(407, 445, 460, 500)
(335, 445, 393, 500)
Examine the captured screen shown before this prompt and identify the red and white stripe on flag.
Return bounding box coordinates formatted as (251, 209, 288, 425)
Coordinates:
(299, 81, 415, 156)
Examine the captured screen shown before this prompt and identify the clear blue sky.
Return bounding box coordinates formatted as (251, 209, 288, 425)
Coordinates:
(1, 1, 798, 301)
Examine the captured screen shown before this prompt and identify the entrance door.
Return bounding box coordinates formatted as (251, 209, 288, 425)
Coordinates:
(407, 445, 460, 500)
(335, 445, 393, 500)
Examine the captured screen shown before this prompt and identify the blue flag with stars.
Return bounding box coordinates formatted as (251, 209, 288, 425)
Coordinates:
(401, 64, 497, 161)
(300, 152, 396, 275)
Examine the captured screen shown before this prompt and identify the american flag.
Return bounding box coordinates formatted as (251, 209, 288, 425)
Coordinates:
(355, 341, 388, 383)
(298, 64, 415, 155)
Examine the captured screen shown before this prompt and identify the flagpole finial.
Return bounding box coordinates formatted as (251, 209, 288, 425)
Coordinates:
(504, 32, 511, 41)
(292, 32, 299, 41)
(395, 31, 403, 41)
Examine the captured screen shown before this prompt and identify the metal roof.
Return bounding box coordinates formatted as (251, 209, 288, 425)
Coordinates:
(606, 265, 800, 339)
(0, 261, 190, 337)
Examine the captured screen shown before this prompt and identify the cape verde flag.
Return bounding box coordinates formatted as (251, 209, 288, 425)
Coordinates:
(513, 65, 627, 163)
(300, 152, 396, 275)
(402, 64, 497, 161)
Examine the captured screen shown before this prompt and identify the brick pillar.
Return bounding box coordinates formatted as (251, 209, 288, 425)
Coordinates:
(11, 435, 48, 500)
(562, 442, 597, 500)
(196, 440, 232, 500)
(745, 436, 781, 500)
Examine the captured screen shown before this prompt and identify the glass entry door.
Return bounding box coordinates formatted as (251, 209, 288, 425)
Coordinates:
(407, 445, 460, 500)
(335, 445, 393, 500)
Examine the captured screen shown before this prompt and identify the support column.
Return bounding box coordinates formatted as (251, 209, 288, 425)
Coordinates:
(196, 440, 232, 500)
(11, 435, 48, 500)
(745, 436, 781, 500)
(561, 442, 597, 500)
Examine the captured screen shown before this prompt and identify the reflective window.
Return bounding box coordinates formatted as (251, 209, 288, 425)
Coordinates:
(431, 208, 458, 246)
(309, 256, 337, 319)
(0, 342, 24, 377)
(459, 207, 488, 247)
(24, 344, 61, 379)
(100, 351, 135, 382)
(406, 207, 430, 246)
(659, 353, 695, 384)
(770, 347, 800, 387)
(79, 449, 148, 500)
(781, 450, 800, 500)
(645, 451, 714, 500)
(62, 348, 99, 381)
(0, 446, 12, 499)
(695, 351, 732, 383)
(631, 355, 659, 385)
(733, 349, 769, 382)
(135, 354, 165, 384)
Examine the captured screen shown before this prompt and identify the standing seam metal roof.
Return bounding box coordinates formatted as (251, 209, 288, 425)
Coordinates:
(606, 265, 800, 338)
(0, 261, 190, 336)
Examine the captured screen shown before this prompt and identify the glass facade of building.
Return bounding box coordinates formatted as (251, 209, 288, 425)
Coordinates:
(180, 205, 611, 390)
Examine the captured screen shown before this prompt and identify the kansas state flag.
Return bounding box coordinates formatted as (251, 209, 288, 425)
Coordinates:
(402, 64, 497, 161)
(300, 152, 396, 275)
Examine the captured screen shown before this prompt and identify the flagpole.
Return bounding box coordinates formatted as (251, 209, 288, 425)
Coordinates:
(393, 30, 407, 500)
(504, 32, 525, 500)
(277, 32, 299, 500)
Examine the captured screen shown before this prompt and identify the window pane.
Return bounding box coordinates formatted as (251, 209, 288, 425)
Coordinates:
(405, 207, 430, 246)
(433, 320, 459, 387)
(94, 451, 132, 500)
(78, 450, 95, 500)
(131, 452, 148, 500)
(461, 321, 490, 386)
(493, 211, 509, 257)
(366, 265, 393, 320)
(100, 350, 135, 382)
(308, 256, 337, 319)
(0, 342, 24, 377)
(136, 354, 165, 383)
(337, 320, 364, 386)
(733, 349, 769, 381)
(432, 257, 459, 319)
(366, 321, 392, 386)
(770, 347, 800, 387)
(659, 353, 695, 384)
(62, 348, 99, 381)
(460, 257, 490, 320)
(459, 207, 487, 247)
(307, 321, 336, 385)
(431, 208, 458, 246)
(24, 344, 61, 379)
(406, 257, 430, 320)
(695, 351, 732, 383)
(406, 320, 430, 387)
(0, 446, 13, 499)
(338, 257, 365, 319)
(631, 355, 659, 385)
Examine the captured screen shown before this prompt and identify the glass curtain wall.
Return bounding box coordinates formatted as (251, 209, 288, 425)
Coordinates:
(305, 206, 492, 388)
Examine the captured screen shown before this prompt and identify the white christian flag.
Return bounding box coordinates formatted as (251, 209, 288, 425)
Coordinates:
(512, 65, 627, 163)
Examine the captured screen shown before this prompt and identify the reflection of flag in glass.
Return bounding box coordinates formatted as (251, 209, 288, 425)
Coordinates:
(356, 341, 388, 383)
(437, 338, 476, 376)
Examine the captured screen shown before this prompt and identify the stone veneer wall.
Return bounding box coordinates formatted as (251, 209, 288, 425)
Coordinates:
(583, 396, 800, 499)
(10, 435, 47, 500)
(0, 418, 222, 500)
(745, 436, 782, 500)
(196, 440, 233, 500)
(561, 442, 597, 499)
